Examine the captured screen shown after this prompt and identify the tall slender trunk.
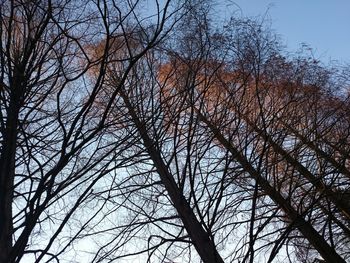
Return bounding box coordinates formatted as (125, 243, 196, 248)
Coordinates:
(198, 111, 346, 263)
(241, 113, 350, 221)
(120, 90, 225, 263)
(0, 73, 23, 263)
(281, 120, 350, 178)
(0, 116, 17, 263)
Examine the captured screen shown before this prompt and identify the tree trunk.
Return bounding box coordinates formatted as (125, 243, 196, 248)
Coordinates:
(0, 77, 22, 263)
(198, 111, 346, 263)
(242, 113, 350, 221)
(121, 91, 225, 263)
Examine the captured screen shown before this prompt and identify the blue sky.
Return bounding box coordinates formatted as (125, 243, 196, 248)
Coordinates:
(220, 0, 350, 63)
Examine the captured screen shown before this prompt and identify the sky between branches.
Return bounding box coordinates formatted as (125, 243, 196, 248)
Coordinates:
(216, 0, 350, 63)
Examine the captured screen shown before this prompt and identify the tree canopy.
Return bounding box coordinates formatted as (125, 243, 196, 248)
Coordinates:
(1, 1, 350, 262)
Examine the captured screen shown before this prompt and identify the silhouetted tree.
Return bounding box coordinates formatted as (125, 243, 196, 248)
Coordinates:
(0, 0, 178, 262)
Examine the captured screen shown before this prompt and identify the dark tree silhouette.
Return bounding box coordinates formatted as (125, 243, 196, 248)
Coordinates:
(1, 1, 350, 262)
(0, 0, 178, 262)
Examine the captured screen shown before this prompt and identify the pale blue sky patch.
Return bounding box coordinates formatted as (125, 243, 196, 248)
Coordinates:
(220, 0, 350, 63)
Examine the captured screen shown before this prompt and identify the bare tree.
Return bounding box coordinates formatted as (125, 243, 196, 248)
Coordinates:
(0, 0, 179, 262)
(154, 16, 350, 262)
(2, 1, 350, 262)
